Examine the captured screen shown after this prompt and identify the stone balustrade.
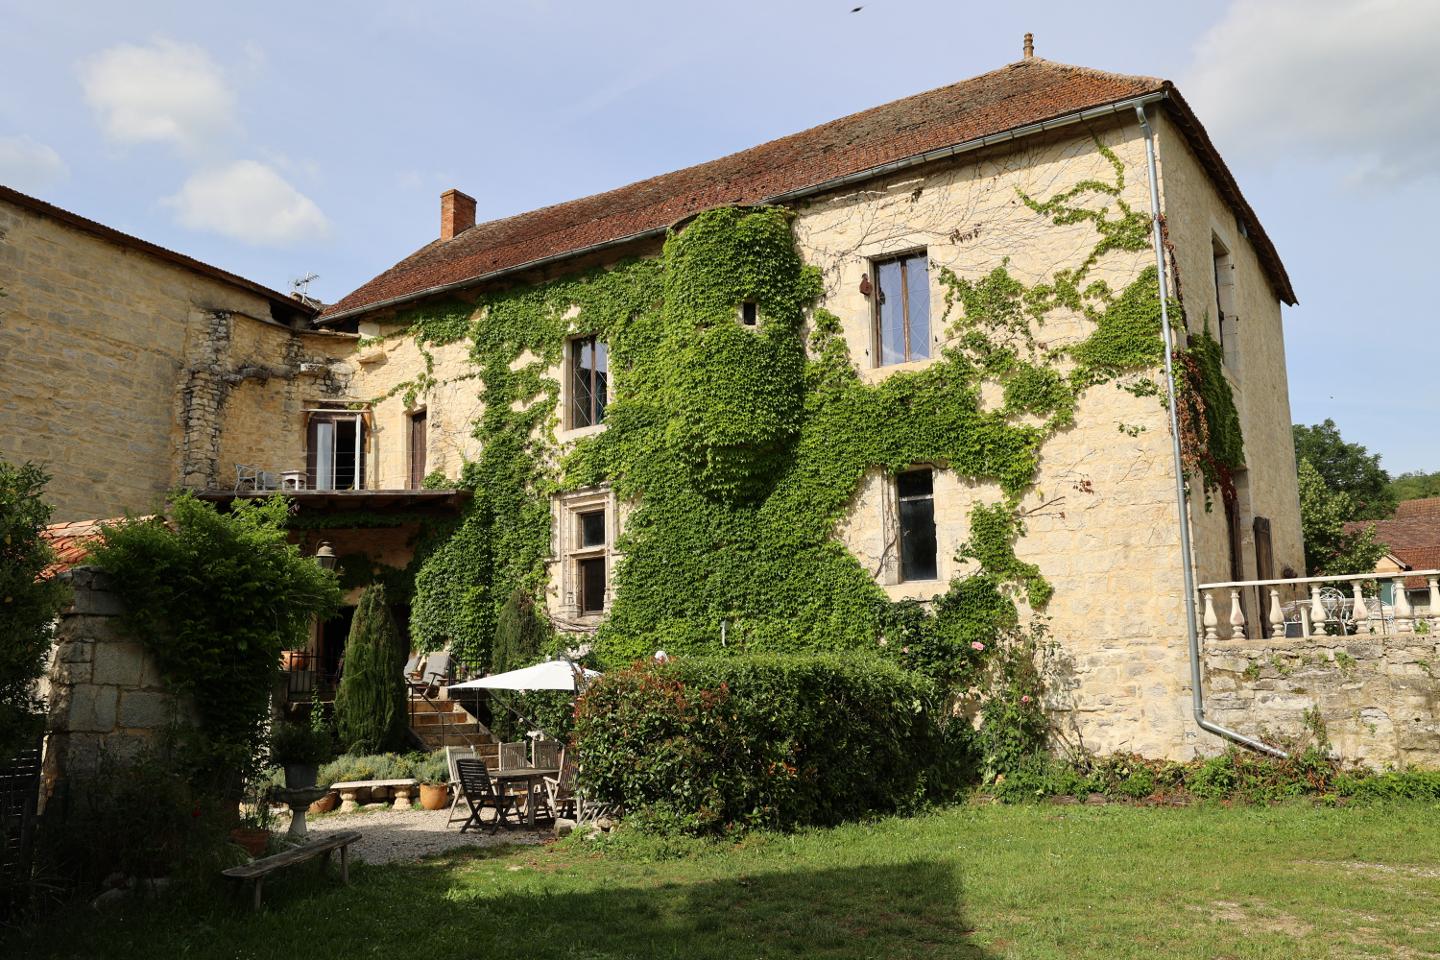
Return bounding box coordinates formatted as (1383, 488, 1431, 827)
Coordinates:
(1196, 570, 1440, 642)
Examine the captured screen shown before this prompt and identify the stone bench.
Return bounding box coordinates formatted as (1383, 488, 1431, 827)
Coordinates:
(329, 778, 419, 813)
(223, 831, 361, 911)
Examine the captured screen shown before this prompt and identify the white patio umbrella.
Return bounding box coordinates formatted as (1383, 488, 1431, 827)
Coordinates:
(450, 659, 600, 693)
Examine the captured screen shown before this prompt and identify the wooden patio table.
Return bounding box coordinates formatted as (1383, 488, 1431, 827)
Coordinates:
(489, 767, 559, 827)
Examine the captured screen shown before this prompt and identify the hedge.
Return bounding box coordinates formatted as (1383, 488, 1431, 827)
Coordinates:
(573, 654, 958, 833)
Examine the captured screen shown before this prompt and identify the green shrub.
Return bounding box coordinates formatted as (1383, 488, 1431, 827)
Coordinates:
(88, 493, 341, 793)
(574, 654, 957, 834)
(268, 720, 334, 766)
(334, 582, 410, 754)
(0, 460, 70, 757)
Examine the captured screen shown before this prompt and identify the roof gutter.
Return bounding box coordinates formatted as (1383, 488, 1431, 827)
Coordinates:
(321, 90, 1170, 325)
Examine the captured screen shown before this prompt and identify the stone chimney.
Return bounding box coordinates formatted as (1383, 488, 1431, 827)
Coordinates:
(440, 189, 476, 241)
(1023, 32, 1034, 58)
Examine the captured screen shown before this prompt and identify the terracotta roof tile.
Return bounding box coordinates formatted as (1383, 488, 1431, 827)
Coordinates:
(40, 517, 127, 579)
(1346, 498, 1440, 589)
(323, 58, 1294, 322)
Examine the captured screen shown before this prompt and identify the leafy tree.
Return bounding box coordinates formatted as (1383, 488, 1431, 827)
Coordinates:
(334, 582, 410, 754)
(90, 493, 342, 790)
(1389, 469, 1440, 503)
(1292, 420, 1394, 520)
(0, 460, 70, 756)
(1297, 458, 1387, 576)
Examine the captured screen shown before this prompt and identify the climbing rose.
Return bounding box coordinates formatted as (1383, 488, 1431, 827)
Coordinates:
(970, 641, 985, 651)
(1021, 695, 1032, 704)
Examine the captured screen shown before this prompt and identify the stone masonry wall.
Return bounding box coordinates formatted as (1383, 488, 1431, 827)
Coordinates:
(42, 567, 195, 807)
(1205, 633, 1440, 768)
(341, 117, 1309, 761)
(0, 196, 356, 520)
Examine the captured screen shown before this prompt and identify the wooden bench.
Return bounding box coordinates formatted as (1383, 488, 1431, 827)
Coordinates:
(222, 831, 361, 911)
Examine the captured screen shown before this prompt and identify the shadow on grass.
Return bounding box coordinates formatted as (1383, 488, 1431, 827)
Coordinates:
(14, 848, 995, 960)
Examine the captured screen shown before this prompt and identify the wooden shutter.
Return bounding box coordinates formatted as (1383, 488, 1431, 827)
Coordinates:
(409, 412, 427, 489)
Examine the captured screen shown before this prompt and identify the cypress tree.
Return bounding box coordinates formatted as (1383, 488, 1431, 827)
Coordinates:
(491, 588, 546, 676)
(335, 582, 410, 753)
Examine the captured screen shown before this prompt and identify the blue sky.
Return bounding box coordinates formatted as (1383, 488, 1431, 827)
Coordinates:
(2, 1, 1436, 472)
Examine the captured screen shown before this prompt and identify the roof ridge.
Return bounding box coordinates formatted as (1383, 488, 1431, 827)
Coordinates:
(323, 57, 1289, 321)
(445, 58, 1168, 247)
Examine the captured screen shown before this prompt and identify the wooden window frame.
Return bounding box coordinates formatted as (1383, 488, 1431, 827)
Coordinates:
(870, 250, 930, 367)
(568, 335, 608, 430)
(896, 467, 938, 583)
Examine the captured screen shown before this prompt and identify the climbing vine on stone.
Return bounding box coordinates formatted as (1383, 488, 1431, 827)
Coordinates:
(374, 142, 1238, 690)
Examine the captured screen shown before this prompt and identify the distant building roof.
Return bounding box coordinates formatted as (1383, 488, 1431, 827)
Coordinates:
(0, 184, 318, 324)
(322, 56, 1295, 324)
(1347, 497, 1440, 588)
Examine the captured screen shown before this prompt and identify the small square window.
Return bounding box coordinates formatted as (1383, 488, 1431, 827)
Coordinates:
(579, 509, 606, 549)
(740, 301, 758, 326)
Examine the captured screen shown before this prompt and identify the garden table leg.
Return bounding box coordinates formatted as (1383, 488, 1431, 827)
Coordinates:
(340, 843, 350, 885)
(253, 878, 264, 913)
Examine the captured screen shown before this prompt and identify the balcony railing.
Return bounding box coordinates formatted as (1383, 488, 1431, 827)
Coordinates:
(280, 650, 340, 703)
(1196, 570, 1440, 640)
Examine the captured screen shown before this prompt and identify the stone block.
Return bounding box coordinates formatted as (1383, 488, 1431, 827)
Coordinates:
(66, 685, 118, 733)
(57, 639, 94, 664)
(93, 641, 147, 688)
(117, 691, 174, 729)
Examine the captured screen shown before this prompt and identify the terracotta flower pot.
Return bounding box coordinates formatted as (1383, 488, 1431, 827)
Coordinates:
(229, 827, 270, 857)
(418, 783, 449, 811)
(309, 791, 338, 814)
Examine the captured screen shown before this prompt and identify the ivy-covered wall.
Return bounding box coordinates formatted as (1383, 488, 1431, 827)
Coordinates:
(346, 121, 1292, 758)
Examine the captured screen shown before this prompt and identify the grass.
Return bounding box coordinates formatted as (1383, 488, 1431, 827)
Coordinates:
(11, 802, 1440, 959)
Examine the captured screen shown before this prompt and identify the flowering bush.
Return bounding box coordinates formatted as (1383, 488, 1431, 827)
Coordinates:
(574, 654, 958, 834)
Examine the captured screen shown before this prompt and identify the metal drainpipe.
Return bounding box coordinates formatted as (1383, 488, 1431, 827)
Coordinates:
(1133, 104, 1287, 759)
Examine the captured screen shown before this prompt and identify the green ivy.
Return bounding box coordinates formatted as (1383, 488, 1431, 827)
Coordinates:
(385, 145, 1223, 689)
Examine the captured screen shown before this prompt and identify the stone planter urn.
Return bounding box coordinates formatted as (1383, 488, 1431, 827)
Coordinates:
(284, 763, 319, 789)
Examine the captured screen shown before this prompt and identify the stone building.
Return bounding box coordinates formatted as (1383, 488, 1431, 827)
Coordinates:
(0, 184, 360, 522)
(22, 51, 1407, 762)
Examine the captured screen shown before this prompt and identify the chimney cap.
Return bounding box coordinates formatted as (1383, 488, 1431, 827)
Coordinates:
(1023, 32, 1034, 58)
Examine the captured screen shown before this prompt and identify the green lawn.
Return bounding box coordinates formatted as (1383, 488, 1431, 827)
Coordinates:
(14, 802, 1440, 959)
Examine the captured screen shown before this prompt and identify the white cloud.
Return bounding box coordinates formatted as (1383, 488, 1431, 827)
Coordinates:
(165, 160, 329, 246)
(79, 38, 237, 154)
(0, 135, 68, 192)
(1186, 0, 1440, 182)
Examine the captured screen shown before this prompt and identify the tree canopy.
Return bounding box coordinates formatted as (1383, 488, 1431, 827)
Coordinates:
(1292, 420, 1394, 520)
(1297, 458, 1387, 576)
(1390, 469, 1440, 504)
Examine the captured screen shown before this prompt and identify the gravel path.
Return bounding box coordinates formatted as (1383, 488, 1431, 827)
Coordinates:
(293, 807, 549, 865)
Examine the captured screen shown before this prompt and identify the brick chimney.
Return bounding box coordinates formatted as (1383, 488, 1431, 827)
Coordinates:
(440, 188, 476, 241)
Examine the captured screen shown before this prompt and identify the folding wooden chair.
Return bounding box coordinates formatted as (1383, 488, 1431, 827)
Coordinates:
(455, 759, 519, 834)
(444, 745, 477, 829)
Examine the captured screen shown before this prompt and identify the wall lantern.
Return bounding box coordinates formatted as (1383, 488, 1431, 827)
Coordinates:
(314, 541, 337, 571)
